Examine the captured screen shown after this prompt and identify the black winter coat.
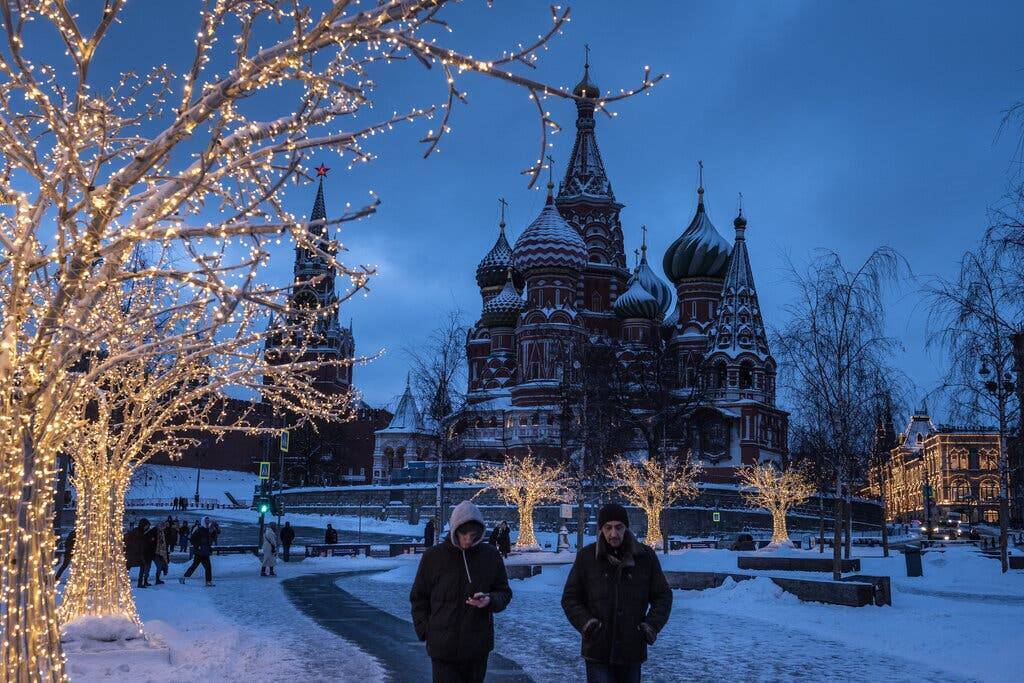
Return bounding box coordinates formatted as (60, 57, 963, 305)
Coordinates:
(141, 528, 158, 561)
(280, 525, 296, 545)
(324, 528, 338, 544)
(164, 525, 178, 549)
(124, 528, 143, 568)
(561, 531, 673, 665)
(190, 525, 213, 557)
(409, 538, 512, 662)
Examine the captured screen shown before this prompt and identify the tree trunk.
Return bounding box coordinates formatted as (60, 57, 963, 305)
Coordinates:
(643, 506, 663, 548)
(771, 506, 791, 546)
(832, 478, 843, 580)
(3, 435, 66, 682)
(844, 496, 853, 560)
(879, 480, 890, 558)
(515, 498, 539, 550)
(59, 468, 138, 624)
(817, 494, 825, 553)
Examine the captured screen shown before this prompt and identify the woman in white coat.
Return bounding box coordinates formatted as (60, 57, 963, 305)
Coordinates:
(261, 523, 278, 577)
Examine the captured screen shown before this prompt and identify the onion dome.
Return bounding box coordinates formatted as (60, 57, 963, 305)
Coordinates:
(476, 215, 515, 289)
(573, 59, 600, 99)
(662, 184, 731, 283)
(481, 272, 524, 327)
(634, 231, 673, 315)
(512, 182, 588, 273)
(614, 271, 662, 321)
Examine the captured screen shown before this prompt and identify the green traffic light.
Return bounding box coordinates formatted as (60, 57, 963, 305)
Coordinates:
(259, 503, 269, 513)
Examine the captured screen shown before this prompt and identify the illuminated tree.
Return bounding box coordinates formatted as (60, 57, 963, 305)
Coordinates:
(466, 453, 567, 550)
(606, 455, 700, 548)
(0, 2, 661, 677)
(58, 269, 352, 627)
(738, 464, 815, 547)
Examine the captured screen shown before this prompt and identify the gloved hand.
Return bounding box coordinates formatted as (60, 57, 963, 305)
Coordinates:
(639, 623, 657, 645)
(582, 618, 602, 639)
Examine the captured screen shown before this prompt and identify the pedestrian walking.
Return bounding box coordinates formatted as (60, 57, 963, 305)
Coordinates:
(180, 518, 215, 586)
(496, 522, 511, 559)
(165, 519, 178, 555)
(153, 522, 170, 585)
(55, 528, 75, 580)
(261, 523, 279, 577)
(280, 521, 295, 562)
(325, 523, 338, 545)
(130, 519, 154, 588)
(424, 517, 436, 547)
(179, 521, 190, 553)
(561, 503, 672, 683)
(410, 501, 512, 683)
(208, 518, 221, 545)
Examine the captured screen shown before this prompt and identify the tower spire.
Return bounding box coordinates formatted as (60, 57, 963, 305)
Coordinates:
(640, 224, 648, 261)
(498, 197, 508, 232)
(697, 160, 705, 206)
(545, 154, 555, 202)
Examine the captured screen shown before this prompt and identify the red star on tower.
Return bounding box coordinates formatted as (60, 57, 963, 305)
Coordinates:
(315, 163, 330, 177)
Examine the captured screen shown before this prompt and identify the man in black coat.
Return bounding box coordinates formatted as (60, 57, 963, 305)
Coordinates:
(410, 501, 512, 683)
(324, 523, 338, 545)
(280, 521, 296, 561)
(180, 520, 214, 586)
(561, 503, 673, 683)
(424, 517, 435, 547)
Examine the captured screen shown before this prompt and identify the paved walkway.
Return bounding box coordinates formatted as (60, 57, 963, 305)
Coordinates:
(897, 584, 1024, 605)
(283, 571, 532, 683)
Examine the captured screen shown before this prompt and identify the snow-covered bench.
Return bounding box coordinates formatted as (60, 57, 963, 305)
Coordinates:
(305, 543, 372, 558)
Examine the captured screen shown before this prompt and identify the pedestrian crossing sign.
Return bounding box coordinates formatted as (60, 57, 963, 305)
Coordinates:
(280, 430, 289, 452)
(258, 461, 271, 480)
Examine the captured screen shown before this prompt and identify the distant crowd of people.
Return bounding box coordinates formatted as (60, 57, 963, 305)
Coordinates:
(121, 515, 221, 587)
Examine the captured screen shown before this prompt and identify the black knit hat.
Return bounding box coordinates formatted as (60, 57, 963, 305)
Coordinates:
(597, 503, 629, 528)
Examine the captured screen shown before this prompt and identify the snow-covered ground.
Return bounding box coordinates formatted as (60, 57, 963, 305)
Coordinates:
(64, 555, 390, 682)
(125, 464, 259, 507)
(63, 513, 1023, 682)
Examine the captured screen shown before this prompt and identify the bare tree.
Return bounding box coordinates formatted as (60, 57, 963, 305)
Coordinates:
(407, 310, 468, 524)
(774, 248, 906, 579)
(924, 242, 1022, 571)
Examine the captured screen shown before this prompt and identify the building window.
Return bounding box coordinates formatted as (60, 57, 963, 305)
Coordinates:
(950, 480, 970, 501)
(950, 447, 968, 470)
(984, 509, 999, 524)
(979, 480, 998, 501)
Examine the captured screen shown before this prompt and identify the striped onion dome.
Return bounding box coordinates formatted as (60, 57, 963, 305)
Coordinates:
(614, 271, 663, 321)
(635, 243, 673, 315)
(481, 274, 524, 327)
(662, 188, 731, 283)
(476, 218, 515, 289)
(512, 184, 588, 273)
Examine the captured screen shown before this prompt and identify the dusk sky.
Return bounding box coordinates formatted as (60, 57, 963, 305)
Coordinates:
(105, 1, 1024, 416)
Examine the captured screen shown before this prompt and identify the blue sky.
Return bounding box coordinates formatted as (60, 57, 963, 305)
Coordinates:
(86, 2, 1024, 416)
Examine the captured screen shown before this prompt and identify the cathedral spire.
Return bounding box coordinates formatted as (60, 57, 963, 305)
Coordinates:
(705, 207, 770, 361)
(310, 163, 329, 235)
(559, 54, 613, 203)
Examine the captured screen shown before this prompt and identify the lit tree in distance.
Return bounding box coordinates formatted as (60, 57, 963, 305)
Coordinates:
(606, 455, 701, 549)
(738, 464, 815, 547)
(466, 453, 567, 551)
(0, 2, 663, 678)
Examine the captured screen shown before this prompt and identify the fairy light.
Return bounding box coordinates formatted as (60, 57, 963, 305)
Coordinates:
(737, 464, 815, 547)
(606, 455, 701, 548)
(465, 452, 566, 550)
(0, 2, 662, 678)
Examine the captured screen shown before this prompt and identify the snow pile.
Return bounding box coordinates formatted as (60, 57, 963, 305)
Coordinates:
(692, 576, 800, 605)
(62, 615, 144, 643)
(124, 464, 259, 507)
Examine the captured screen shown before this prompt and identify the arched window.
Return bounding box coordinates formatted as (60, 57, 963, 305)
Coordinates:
(739, 364, 752, 389)
(950, 480, 970, 501)
(716, 362, 728, 389)
(591, 292, 602, 310)
(979, 479, 998, 501)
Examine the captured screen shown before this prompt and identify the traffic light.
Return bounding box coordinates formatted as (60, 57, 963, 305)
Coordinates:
(255, 495, 270, 515)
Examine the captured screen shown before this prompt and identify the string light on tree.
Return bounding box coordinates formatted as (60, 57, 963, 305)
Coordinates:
(606, 455, 701, 548)
(737, 464, 815, 547)
(466, 452, 567, 551)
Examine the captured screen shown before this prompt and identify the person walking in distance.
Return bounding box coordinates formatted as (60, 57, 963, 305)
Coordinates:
(55, 528, 75, 581)
(280, 521, 295, 562)
(497, 521, 511, 559)
(180, 518, 215, 586)
(324, 523, 338, 545)
(424, 517, 436, 547)
(164, 518, 178, 557)
(410, 501, 512, 683)
(153, 521, 170, 585)
(135, 519, 155, 588)
(178, 520, 190, 553)
(261, 523, 279, 577)
(561, 503, 672, 683)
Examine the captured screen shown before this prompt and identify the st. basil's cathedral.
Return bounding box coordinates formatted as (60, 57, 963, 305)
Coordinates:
(373, 63, 788, 484)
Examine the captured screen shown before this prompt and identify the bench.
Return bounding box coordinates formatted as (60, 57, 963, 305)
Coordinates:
(305, 543, 372, 558)
(210, 545, 259, 556)
(506, 564, 543, 580)
(670, 540, 717, 550)
(389, 543, 429, 557)
(737, 556, 861, 573)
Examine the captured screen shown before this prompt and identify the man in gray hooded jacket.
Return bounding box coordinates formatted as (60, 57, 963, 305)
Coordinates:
(410, 501, 512, 683)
